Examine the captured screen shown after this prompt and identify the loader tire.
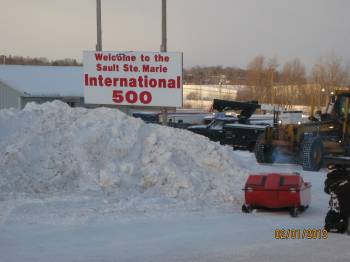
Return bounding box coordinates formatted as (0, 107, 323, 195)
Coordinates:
(255, 134, 274, 164)
(301, 137, 324, 171)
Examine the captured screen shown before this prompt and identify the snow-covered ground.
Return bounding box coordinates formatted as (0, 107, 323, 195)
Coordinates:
(0, 102, 348, 262)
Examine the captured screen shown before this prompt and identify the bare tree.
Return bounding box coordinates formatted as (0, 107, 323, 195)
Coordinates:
(246, 55, 279, 104)
(265, 57, 279, 104)
(281, 58, 306, 86)
(310, 54, 349, 107)
(247, 55, 266, 101)
(280, 58, 307, 105)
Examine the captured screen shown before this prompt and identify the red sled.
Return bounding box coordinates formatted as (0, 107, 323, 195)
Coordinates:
(242, 173, 311, 217)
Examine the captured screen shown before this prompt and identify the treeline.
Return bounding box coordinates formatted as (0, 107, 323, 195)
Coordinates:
(185, 54, 349, 106)
(0, 55, 82, 66)
(184, 66, 247, 85)
(1, 54, 349, 107)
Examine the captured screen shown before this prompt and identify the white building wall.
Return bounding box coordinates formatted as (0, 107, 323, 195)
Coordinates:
(183, 84, 239, 109)
(0, 81, 22, 109)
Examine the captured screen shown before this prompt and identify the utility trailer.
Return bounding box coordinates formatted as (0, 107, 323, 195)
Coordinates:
(242, 173, 311, 217)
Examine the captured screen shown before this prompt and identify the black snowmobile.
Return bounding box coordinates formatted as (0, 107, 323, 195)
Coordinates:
(324, 163, 350, 234)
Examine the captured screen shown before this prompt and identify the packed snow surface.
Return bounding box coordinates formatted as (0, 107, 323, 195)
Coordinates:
(1, 102, 345, 262)
(0, 101, 248, 213)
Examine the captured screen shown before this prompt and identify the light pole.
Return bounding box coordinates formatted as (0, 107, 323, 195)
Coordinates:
(96, 0, 102, 51)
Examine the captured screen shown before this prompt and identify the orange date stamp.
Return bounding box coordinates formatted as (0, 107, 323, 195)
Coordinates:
(274, 228, 328, 239)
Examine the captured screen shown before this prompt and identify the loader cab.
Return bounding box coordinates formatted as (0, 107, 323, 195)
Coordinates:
(322, 93, 350, 122)
(336, 95, 350, 118)
(325, 94, 337, 116)
(334, 92, 350, 139)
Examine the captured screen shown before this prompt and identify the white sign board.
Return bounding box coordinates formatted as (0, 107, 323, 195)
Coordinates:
(83, 51, 183, 107)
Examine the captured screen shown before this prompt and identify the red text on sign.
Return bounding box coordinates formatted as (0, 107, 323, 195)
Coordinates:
(112, 90, 152, 105)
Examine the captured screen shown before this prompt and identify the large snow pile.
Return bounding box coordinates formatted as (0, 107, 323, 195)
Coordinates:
(0, 101, 248, 210)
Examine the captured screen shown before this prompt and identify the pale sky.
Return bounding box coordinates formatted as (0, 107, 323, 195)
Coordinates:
(1, 0, 350, 69)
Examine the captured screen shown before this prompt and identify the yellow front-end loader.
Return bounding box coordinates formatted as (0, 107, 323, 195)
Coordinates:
(255, 90, 350, 171)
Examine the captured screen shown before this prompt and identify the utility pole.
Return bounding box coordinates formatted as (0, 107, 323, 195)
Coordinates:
(160, 0, 167, 52)
(161, 0, 168, 125)
(96, 0, 102, 51)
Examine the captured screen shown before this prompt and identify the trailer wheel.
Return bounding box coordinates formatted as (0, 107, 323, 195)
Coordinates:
(242, 204, 252, 213)
(290, 207, 299, 217)
(301, 137, 324, 171)
(255, 135, 274, 164)
(299, 205, 309, 212)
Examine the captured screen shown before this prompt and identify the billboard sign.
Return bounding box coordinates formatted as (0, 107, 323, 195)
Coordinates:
(83, 51, 183, 107)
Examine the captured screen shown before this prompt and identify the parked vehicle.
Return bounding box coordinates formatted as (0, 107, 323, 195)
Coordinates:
(132, 112, 160, 124)
(223, 123, 269, 151)
(167, 111, 211, 129)
(210, 99, 271, 150)
(203, 112, 238, 125)
(133, 110, 211, 128)
(187, 117, 237, 142)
